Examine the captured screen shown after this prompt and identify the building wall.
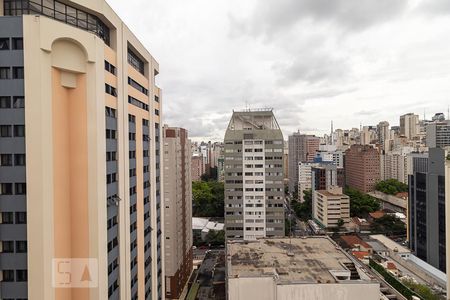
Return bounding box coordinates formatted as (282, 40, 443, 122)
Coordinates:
(0, 2, 164, 299)
(163, 127, 193, 299)
(191, 155, 204, 181)
(224, 110, 284, 240)
(228, 277, 379, 300)
(409, 148, 446, 272)
(344, 145, 380, 193)
(313, 188, 350, 228)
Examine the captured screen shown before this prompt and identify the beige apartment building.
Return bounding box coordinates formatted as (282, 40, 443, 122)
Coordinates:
(345, 144, 380, 193)
(163, 126, 193, 299)
(313, 186, 350, 228)
(0, 1, 164, 299)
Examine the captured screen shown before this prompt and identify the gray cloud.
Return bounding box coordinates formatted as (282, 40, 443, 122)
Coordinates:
(231, 0, 409, 38)
(417, 0, 450, 15)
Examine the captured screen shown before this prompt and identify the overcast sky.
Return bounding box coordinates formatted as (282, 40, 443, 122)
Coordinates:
(107, 0, 450, 141)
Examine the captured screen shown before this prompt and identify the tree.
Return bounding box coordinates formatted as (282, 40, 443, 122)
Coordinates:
(371, 215, 406, 236)
(337, 218, 345, 229)
(375, 179, 408, 195)
(292, 190, 312, 221)
(192, 181, 224, 217)
(345, 188, 380, 217)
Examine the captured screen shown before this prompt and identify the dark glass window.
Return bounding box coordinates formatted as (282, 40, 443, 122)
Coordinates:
(127, 48, 145, 75)
(12, 38, 23, 50)
(2, 270, 14, 282)
(0, 67, 10, 79)
(13, 96, 25, 108)
(15, 212, 27, 224)
(105, 84, 117, 97)
(16, 270, 27, 282)
(104, 60, 116, 75)
(14, 154, 26, 166)
(16, 241, 27, 253)
(15, 183, 26, 195)
(12, 67, 24, 79)
(2, 241, 14, 253)
(1, 154, 13, 166)
(0, 96, 11, 108)
(128, 77, 148, 95)
(0, 38, 9, 50)
(1, 211, 14, 223)
(0, 125, 12, 137)
(14, 125, 25, 137)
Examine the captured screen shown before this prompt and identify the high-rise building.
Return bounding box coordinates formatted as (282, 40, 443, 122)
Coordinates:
(312, 164, 345, 192)
(409, 148, 447, 272)
(377, 121, 391, 151)
(0, 2, 163, 299)
(400, 113, 420, 139)
(380, 147, 413, 184)
(298, 162, 319, 202)
(288, 132, 320, 194)
(163, 126, 193, 299)
(313, 186, 350, 228)
(344, 145, 380, 193)
(426, 120, 450, 148)
(191, 154, 204, 181)
(224, 109, 284, 240)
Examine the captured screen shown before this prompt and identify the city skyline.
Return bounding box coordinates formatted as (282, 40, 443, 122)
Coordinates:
(106, 0, 450, 141)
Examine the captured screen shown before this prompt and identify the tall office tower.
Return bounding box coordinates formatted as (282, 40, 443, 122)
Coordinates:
(0, 1, 163, 299)
(191, 154, 204, 181)
(288, 132, 320, 194)
(409, 148, 447, 272)
(400, 113, 420, 140)
(377, 121, 391, 151)
(224, 109, 284, 240)
(426, 120, 450, 148)
(163, 126, 193, 299)
(344, 145, 380, 193)
(312, 164, 345, 191)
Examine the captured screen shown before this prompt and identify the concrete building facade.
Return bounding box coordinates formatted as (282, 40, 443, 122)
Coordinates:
(163, 126, 193, 299)
(400, 113, 420, 139)
(227, 237, 380, 300)
(426, 120, 450, 148)
(313, 186, 350, 228)
(344, 145, 380, 193)
(288, 132, 320, 194)
(409, 148, 447, 272)
(224, 109, 284, 240)
(0, 1, 164, 299)
(191, 154, 204, 181)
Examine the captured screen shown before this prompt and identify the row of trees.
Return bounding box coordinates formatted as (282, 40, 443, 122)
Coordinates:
(375, 179, 408, 195)
(344, 187, 380, 217)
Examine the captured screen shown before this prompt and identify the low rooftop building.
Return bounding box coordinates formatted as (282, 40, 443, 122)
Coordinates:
(226, 236, 380, 300)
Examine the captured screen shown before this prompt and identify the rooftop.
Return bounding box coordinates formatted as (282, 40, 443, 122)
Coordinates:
(341, 235, 372, 249)
(227, 236, 371, 284)
(369, 234, 410, 254)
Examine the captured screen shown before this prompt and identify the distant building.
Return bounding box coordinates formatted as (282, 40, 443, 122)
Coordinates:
(224, 109, 285, 240)
(313, 186, 350, 228)
(288, 132, 320, 194)
(312, 164, 345, 191)
(217, 155, 225, 182)
(380, 147, 413, 184)
(191, 154, 204, 181)
(163, 126, 193, 299)
(426, 120, 450, 148)
(377, 121, 391, 151)
(192, 217, 225, 241)
(409, 148, 447, 272)
(344, 145, 380, 193)
(298, 162, 319, 202)
(400, 113, 420, 139)
(226, 237, 380, 300)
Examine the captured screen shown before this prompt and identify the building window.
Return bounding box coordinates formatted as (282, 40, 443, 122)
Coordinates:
(128, 77, 148, 95)
(0, 183, 13, 195)
(0, 96, 11, 108)
(12, 38, 23, 50)
(12, 67, 24, 79)
(0, 154, 13, 166)
(1, 212, 14, 223)
(1, 241, 14, 253)
(15, 183, 26, 195)
(0, 38, 9, 50)
(14, 154, 26, 166)
(106, 129, 117, 139)
(105, 106, 116, 118)
(16, 241, 27, 253)
(128, 114, 136, 123)
(2, 270, 14, 282)
(16, 270, 27, 282)
(105, 84, 117, 97)
(129, 151, 136, 159)
(15, 212, 27, 224)
(154, 109, 159, 116)
(127, 48, 145, 75)
(154, 95, 159, 103)
(14, 125, 25, 137)
(142, 119, 149, 126)
(128, 132, 136, 141)
(13, 96, 24, 108)
(0, 67, 10, 79)
(104, 60, 116, 75)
